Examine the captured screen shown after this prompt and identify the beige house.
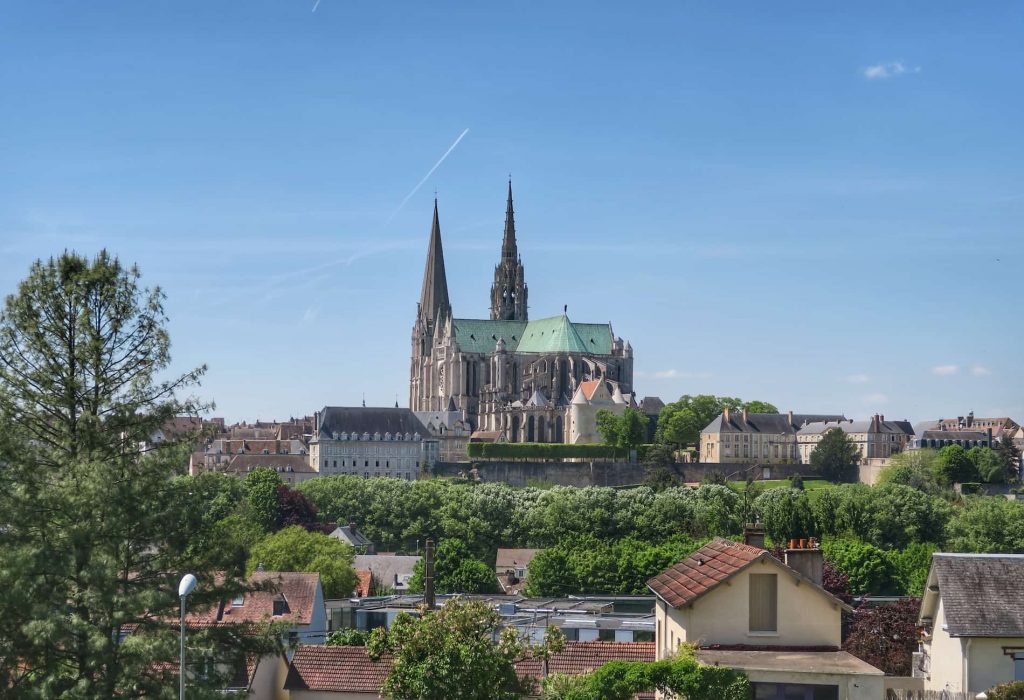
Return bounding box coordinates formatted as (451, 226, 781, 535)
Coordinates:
(414, 407, 473, 461)
(700, 409, 845, 465)
(310, 407, 437, 480)
(495, 548, 541, 594)
(567, 379, 629, 444)
(647, 537, 883, 700)
(918, 553, 1024, 694)
(796, 415, 914, 464)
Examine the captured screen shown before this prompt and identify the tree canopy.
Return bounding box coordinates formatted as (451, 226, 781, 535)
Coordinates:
(367, 598, 561, 700)
(408, 538, 498, 594)
(655, 395, 777, 447)
(247, 526, 357, 598)
(595, 408, 648, 450)
(809, 428, 860, 483)
(0, 252, 278, 696)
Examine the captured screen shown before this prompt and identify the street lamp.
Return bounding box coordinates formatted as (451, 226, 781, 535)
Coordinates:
(178, 574, 197, 700)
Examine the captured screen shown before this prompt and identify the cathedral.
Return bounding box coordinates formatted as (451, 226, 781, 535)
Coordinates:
(409, 183, 637, 443)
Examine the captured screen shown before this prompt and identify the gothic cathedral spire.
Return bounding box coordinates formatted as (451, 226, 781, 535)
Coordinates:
(490, 181, 528, 321)
(419, 198, 451, 324)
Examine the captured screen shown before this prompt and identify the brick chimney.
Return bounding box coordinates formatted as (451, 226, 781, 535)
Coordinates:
(787, 410, 794, 427)
(723, 407, 730, 423)
(784, 538, 823, 587)
(742, 406, 749, 423)
(743, 523, 766, 549)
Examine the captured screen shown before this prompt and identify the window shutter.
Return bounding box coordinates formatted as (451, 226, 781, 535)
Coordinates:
(749, 573, 778, 632)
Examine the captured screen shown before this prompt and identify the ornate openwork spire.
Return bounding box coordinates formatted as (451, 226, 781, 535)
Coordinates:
(490, 181, 528, 321)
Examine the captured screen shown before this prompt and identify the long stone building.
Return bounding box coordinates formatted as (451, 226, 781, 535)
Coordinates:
(409, 184, 636, 442)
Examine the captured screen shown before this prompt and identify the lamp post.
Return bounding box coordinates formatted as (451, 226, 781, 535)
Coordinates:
(178, 574, 197, 700)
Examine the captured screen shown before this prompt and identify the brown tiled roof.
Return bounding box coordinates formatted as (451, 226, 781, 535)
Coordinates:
(496, 548, 541, 571)
(189, 571, 321, 627)
(579, 380, 602, 401)
(647, 538, 766, 608)
(284, 641, 655, 695)
(284, 645, 393, 692)
(354, 570, 372, 598)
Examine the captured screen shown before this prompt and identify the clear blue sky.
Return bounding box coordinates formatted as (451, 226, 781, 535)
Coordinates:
(2, 2, 1021, 424)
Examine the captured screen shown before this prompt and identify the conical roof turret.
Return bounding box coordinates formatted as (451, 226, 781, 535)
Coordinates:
(419, 199, 451, 322)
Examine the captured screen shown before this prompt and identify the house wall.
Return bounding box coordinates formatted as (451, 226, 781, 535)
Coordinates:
(248, 654, 289, 700)
(923, 599, 966, 692)
(968, 637, 1023, 693)
(745, 670, 883, 700)
(656, 557, 841, 656)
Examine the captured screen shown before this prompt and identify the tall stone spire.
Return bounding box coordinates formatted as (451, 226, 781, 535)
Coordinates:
(490, 181, 528, 321)
(501, 179, 518, 263)
(419, 198, 451, 323)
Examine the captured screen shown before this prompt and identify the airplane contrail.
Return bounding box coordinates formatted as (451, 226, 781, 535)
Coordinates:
(386, 128, 470, 225)
(312, 0, 321, 12)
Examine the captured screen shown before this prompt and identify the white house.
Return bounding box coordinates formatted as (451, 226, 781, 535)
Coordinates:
(647, 536, 883, 700)
(918, 553, 1024, 694)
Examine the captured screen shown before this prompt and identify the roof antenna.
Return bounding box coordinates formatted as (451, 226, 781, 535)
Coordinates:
(395, 394, 399, 409)
(564, 304, 568, 315)
(362, 393, 366, 408)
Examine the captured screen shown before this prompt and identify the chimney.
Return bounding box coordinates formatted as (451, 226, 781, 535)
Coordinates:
(784, 538, 823, 587)
(743, 523, 766, 549)
(723, 407, 730, 423)
(314, 411, 320, 435)
(787, 410, 794, 427)
(742, 407, 749, 423)
(424, 539, 436, 610)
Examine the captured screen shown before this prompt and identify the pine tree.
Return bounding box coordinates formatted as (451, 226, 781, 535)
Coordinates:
(0, 252, 279, 698)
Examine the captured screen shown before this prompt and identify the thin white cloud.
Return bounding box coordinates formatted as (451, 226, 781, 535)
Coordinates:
(971, 365, 992, 377)
(864, 61, 920, 80)
(844, 374, 870, 384)
(932, 365, 960, 376)
(863, 393, 889, 405)
(302, 306, 320, 323)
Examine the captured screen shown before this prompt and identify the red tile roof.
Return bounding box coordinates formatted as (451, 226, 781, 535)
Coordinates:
(579, 380, 602, 401)
(354, 570, 372, 598)
(647, 537, 766, 608)
(284, 645, 393, 693)
(188, 571, 321, 627)
(284, 641, 655, 695)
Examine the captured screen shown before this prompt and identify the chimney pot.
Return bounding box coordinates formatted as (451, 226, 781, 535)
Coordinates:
(785, 539, 824, 586)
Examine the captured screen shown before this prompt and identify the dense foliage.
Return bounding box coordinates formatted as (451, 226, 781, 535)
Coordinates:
(247, 526, 357, 598)
(0, 252, 279, 697)
(595, 408, 649, 450)
(407, 538, 499, 594)
(526, 536, 705, 596)
(540, 645, 750, 700)
(367, 599, 562, 700)
(988, 681, 1024, 700)
(809, 428, 861, 483)
(655, 394, 777, 447)
(842, 598, 921, 676)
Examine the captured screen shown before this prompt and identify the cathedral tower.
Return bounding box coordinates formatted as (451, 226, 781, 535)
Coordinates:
(410, 199, 450, 410)
(490, 181, 528, 321)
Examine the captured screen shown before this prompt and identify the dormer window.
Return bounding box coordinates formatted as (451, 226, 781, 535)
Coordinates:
(272, 596, 289, 617)
(232, 594, 245, 607)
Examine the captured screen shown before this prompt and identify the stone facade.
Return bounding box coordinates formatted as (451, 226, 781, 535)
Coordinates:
(796, 415, 914, 464)
(409, 185, 636, 442)
(700, 408, 845, 465)
(310, 407, 437, 481)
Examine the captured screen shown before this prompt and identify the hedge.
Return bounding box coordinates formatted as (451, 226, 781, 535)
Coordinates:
(466, 442, 628, 461)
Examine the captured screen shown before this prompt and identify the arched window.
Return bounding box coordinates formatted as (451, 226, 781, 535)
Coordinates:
(555, 416, 564, 443)
(538, 417, 547, 443)
(527, 416, 536, 442)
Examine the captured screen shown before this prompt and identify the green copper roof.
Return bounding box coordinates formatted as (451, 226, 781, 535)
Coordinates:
(452, 315, 615, 355)
(516, 315, 589, 353)
(452, 319, 527, 354)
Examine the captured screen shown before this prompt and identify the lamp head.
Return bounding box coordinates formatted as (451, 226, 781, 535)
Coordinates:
(178, 573, 198, 598)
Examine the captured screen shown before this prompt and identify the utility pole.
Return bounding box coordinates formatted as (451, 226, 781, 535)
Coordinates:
(424, 539, 436, 610)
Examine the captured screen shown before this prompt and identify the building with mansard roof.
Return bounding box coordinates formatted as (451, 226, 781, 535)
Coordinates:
(409, 183, 639, 443)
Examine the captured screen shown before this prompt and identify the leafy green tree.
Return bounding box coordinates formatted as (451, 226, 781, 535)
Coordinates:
(656, 395, 740, 447)
(877, 449, 941, 493)
(810, 483, 873, 539)
(946, 497, 1024, 553)
(595, 408, 647, 450)
(742, 400, 779, 413)
(933, 444, 979, 485)
(367, 598, 560, 700)
(408, 538, 498, 594)
(864, 483, 952, 550)
(969, 446, 1008, 484)
(248, 526, 357, 598)
(539, 645, 750, 700)
(753, 488, 816, 544)
(326, 628, 370, 646)
(885, 542, 936, 596)
(0, 252, 278, 696)
(809, 428, 860, 483)
(995, 439, 1022, 482)
(245, 468, 284, 532)
(821, 537, 895, 595)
